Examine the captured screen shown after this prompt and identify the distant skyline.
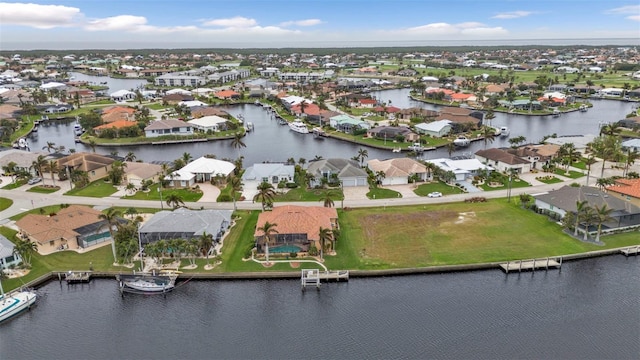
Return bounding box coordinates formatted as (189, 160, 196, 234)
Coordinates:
(1, 1, 639, 50)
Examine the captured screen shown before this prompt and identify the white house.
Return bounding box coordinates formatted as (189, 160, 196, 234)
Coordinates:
(622, 138, 640, 152)
(0, 234, 21, 268)
(110, 89, 136, 102)
(599, 88, 624, 97)
(306, 158, 368, 187)
(168, 157, 235, 188)
(367, 158, 427, 185)
(188, 116, 228, 132)
(144, 119, 193, 138)
(242, 163, 295, 186)
(166, 88, 192, 95)
(414, 120, 452, 138)
(475, 149, 530, 174)
(426, 158, 493, 182)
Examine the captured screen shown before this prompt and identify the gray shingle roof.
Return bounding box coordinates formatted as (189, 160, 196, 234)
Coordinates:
(139, 208, 233, 240)
(534, 186, 640, 215)
(307, 158, 368, 178)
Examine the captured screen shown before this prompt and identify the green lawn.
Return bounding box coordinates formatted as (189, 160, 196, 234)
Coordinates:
(367, 187, 401, 199)
(554, 168, 586, 179)
(535, 176, 564, 184)
(414, 181, 465, 196)
(65, 180, 118, 197)
(480, 178, 531, 191)
(27, 185, 61, 194)
(274, 187, 344, 202)
(123, 183, 203, 202)
(0, 197, 13, 211)
(2, 179, 26, 189)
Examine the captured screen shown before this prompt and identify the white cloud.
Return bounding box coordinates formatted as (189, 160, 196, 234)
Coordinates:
(492, 11, 533, 19)
(627, 15, 640, 22)
(605, 5, 640, 14)
(0, 2, 81, 29)
(203, 16, 257, 28)
(403, 22, 507, 37)
(280, 19, 322, 27)
(85, 15, 147, 31)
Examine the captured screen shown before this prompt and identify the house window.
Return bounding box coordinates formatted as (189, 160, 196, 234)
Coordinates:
(91, 171, 96, 176)
(49, 240, 55, 247)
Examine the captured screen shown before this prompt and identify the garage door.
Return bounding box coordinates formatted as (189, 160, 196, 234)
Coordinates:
(356, 177, 367, 186)
(341, 178, 356, 187)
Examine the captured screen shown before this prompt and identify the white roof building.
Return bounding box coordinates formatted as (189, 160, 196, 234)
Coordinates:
(426, 158, 493, 181)
(40, 82, 66, 90)
(187, 116, 228, 132)
(169, 157, 235, 187)
(166, 88, 192, 95)
(178, 100, 208, 108)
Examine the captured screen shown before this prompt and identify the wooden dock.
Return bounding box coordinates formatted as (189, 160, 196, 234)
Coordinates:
(301, 269, 349, 290)
(620, 246, 640, 257)
(62, 271, 93, 284)
(499, 257, 562, 273)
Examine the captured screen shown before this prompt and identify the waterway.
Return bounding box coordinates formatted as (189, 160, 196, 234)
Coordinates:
(1, 256, 638, 359)
(69, 72, 148, 94)
(27, 87, 637, 165)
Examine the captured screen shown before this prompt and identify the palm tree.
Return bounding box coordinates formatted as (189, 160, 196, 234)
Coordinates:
(165, 193, 185, 209)
(593, 204, 614, 243)
(124, 151, 137, 162)
(481, 126, 496, 149)
(230, 132, 246, 157)
(599, 123, 622, 137)
(13, 238, 38, 267)
(257, 221, 278, 264)
(446, 142, 456, 158)
(124, 207, 138, 219)
(357, 148, 368, 167)
(318, 227, 332, 260)
(582, 206, 596, 241)
(253, 181, 276, 211)
(31, 154, 47, 178)
(88, 139, 97, 153)
(198, 232, 214, 265)
(99, 208, 121, 263)
(125, 183, 136, 195)
(182, 152, 192, 164)
(48, 160, 59, 187)
(42, 141, 56, 153)
(574, 200, 589, 237)
(321, 190, 336, 208)
(623, 148, 639, 177)
(559, 142, 580, 172)
(228, 174, 243, 211)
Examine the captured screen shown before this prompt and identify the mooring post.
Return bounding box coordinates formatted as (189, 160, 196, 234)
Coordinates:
(519, 261, 522, 273)
(58, 273, 62, 282)
(546, 257, 550, 270)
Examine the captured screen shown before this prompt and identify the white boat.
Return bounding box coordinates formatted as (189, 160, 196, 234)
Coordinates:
(552, 109, 561, 117)
(0, 275, 37, 323)
(453, 136, 470, 147)
(579, 104, 588, 112)
(289, 119, 309, 134)
(120, 274, 176, 293)
(499, 126, 510, 137)
(18, 138, 28, 149)
(407, 142, 425, 152)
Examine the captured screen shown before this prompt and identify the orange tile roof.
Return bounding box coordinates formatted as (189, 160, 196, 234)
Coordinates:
(606, 178, 640, 199)
(291, 103, 320, 116)
(15, 205, 106, 245)
(254, 205, 337, 241)
(102, 106, 135, 115)
(450, 93, 474, 100)
(94, 120, 137, 130)
(215, 90, 240, 98)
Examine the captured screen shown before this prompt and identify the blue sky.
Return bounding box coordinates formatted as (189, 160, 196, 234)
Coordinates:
(0, 0, 639, 49)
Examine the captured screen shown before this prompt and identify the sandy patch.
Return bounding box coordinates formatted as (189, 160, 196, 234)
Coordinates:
(455, 211, 477, 224)
(2, 269, 30, 278)
(182, 264, 197, 270)
(289, 262, 300, 268)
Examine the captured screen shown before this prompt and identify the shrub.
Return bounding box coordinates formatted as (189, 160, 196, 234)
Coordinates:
(289, 252, 298, 258)
(285, 182, 298, 189)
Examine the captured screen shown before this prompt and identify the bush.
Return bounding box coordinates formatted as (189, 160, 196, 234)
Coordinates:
(289, 252, 298, 258)
(217, 194, 232, 202)
(285, 182, 298, 189)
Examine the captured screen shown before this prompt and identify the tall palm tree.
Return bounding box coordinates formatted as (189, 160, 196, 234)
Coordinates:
(257, 221, 278, 264)
(230, 133, 246, 157)
(357, 148, 368, 167)
(253, 181, 276, 211)
(31, 154, 47, 178)
(228, 174, 243, 211)
(124, 151, 137, 162)
(318, 227, 332, 260)
(88, 139, 97, 153)
(599, 123, 622, 137)
(12, 238, 38, 267)
(559, 142, 580, 172)
(182, 152, 192, 164)
(321, 190, 336, 208)
(481, 126, 496, 149)
(99, 208, 121, 263)
(42, 141, 56, 153)
(198, 232, 214, 265)
(124, 207, 138, 219)
(593, 204, 614, 243)
(48, 160, 59, 187)
(582, 206, 596, 241)
(165, 193, 185, 209)
(623, 148, 639, 177)
(446, 142, 456, 158)
(574, 200, 589, 237)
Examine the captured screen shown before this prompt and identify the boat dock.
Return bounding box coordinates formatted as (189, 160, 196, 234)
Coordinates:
(301, 269, 349, 290)
(60, 271, 92, 284)
(620, 246, 640, 257)
(499, 257, 562, 273)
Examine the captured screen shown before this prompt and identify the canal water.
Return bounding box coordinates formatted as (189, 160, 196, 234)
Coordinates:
(1, 256, 638, 359)
(27, 87, 636, 166)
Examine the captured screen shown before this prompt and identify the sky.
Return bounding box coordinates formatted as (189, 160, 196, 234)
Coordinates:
(0, 0, 639, 50)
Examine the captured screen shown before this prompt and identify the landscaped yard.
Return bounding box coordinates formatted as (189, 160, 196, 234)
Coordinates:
(479, 178, 531, 191)
(0, 197, 13, 211)
(65, 180, 118, 197)
(2, 179, 26, 189)
(123, 183, 203, 202)
(535, 176, 564, 184)
(274, 187, 344, 202)
(367, 187, 401, 199)
(27, 185, 61, 194)
(414, 181, 465, 196)
(554, 168, 585, 179)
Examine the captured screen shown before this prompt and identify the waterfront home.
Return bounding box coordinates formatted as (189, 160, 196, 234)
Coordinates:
(57, 152, 115, 182)
(329, 114, 370, 133)
(139, 208, 232, 245)
(621, 138, 640, 152)
(498, 99, 542, 111)
(425, 158, 493, 182)
(188, 115, 228, 132)
(110, 89, 136, 102)
(475, 148, 531, 174)
(214, 89, 240, 100)
(414, 120, 452, 138)
(101, 106, 136, 123)
(544, 135, 596, 152)
(15, 205, 119, 253)
(39, 103, 72, 114)
(290, 102, 321, 121)
(254, 205, 338, 254)
(168, 156, 235, 188)
(144, 119, 193, 138)
(93, 120, 138, 137)
(306, 158, 368, 187)
(162, 93, 194, 104)
(606, 178, 640, 207)
(534, 186, 640, 230)
(0, 149, 45, 177)
(242, 163, 295, 189)
(397, 108, 439, 121)
(0, 234, 21, 268)
(510, 144, 561, 170)
(367, 158, 427, 185)
(618, 117, 640, 130)
(123, 161, 162, 188)
(191, 107, 229, 118)
(366, 126, 419, 142)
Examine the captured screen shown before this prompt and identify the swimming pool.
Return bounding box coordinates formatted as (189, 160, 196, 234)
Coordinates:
(269, 245, 302, 253)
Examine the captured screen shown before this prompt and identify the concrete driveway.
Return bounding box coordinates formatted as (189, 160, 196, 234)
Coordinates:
(197, 183, 221, 202)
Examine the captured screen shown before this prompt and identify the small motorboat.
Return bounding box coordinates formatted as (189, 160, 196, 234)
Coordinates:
(499, 126, 510, 137)
(453, 136, 470, 147)
(407, 142, 425, 152)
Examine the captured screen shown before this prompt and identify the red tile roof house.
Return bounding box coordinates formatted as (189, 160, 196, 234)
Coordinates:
(15, 205, 120, 254)
(254, 205, 339, 255)
(358, 98, 377, 108)
(214, 90, 240, 100)
(606, 178, 640, 208)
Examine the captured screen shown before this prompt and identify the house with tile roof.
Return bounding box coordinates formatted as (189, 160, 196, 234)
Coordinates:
(367, 158, 427, 185)
(93, 120, 138, 136)
(188, 115, 228, 132)
(606, 178, 640, 207)
(124, 161, 162, 188)
(139, 208, 232, 245)
(144, 119, 193, 138)
(15, 205, 118, 254)
(475, 148, 531, 174)
(414, 120, 452, 138)
(57, 152, 115, 182)
(242, 163, 295, 187)
(214, 89, 240, 100)
(168, 156, 235, 188)
(0, 234, 21, 268)
(306, 158, 368, 187)
(254, 205, 338, 254)
(426, 158, 494, 182)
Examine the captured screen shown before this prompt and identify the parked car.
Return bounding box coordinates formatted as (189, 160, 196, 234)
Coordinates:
(427, 191, 443, 198)
(27, 177, 42, 185)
